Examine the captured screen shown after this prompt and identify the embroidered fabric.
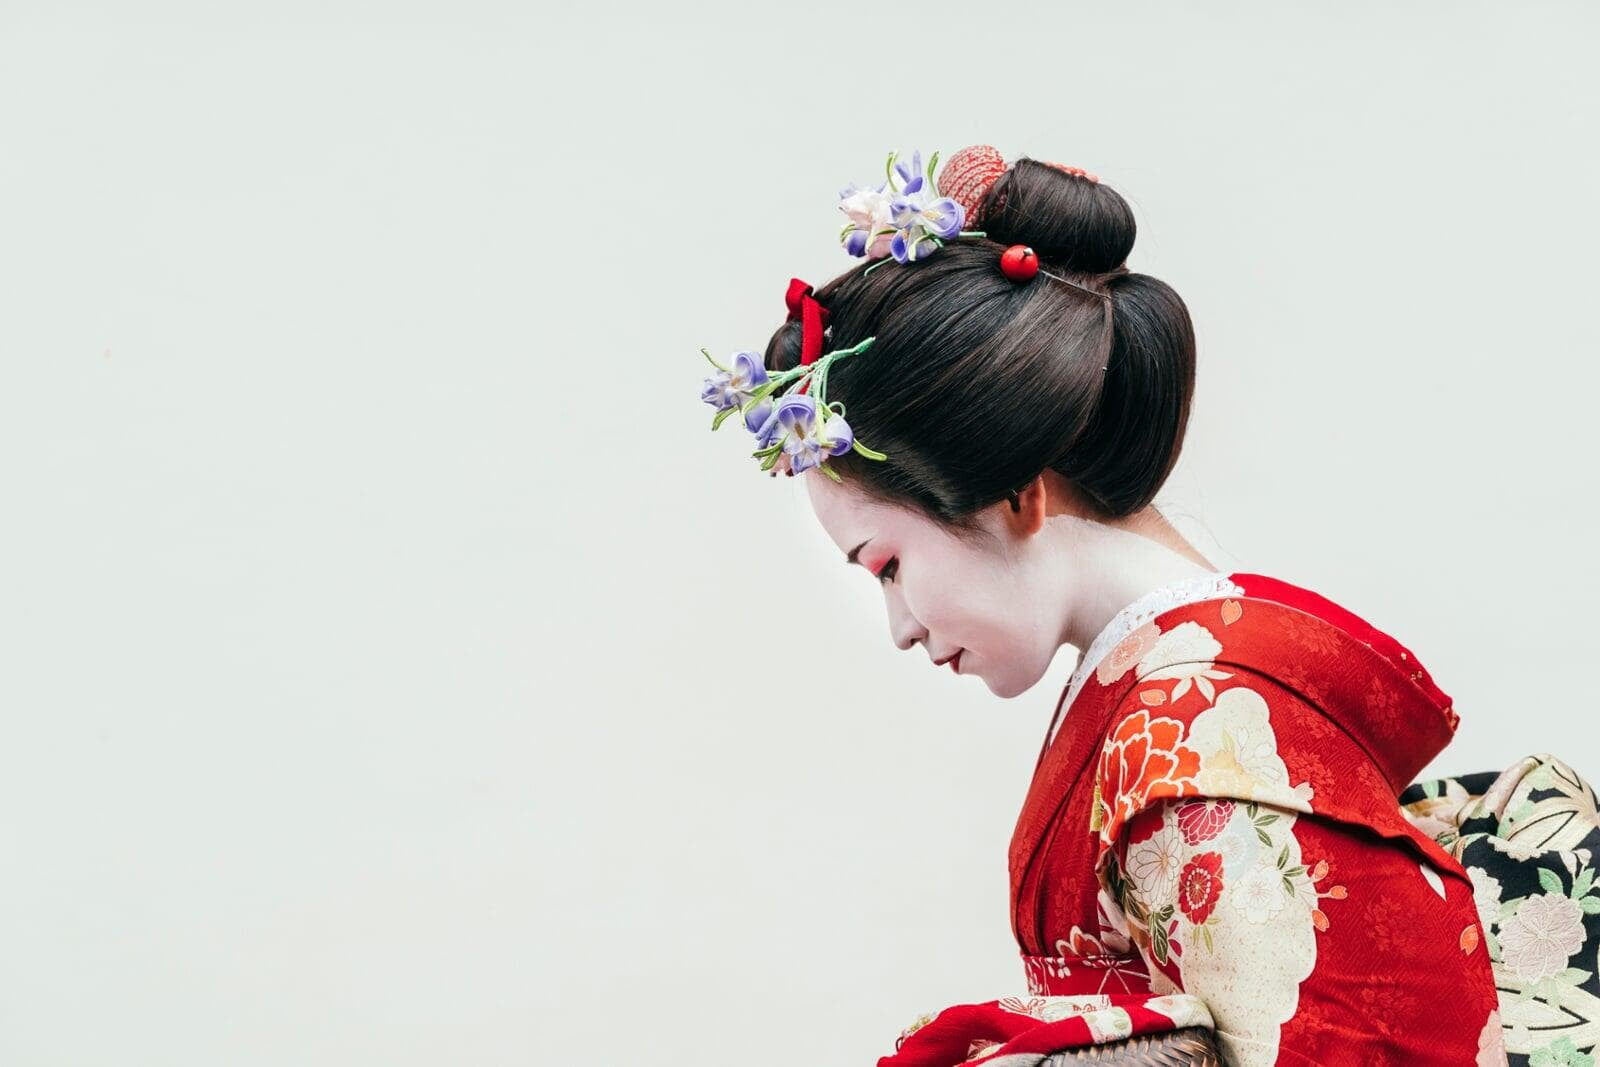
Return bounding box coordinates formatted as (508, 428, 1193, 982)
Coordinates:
(1043, 569, 1245, 750)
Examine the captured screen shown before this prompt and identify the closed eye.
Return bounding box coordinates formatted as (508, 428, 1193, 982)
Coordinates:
(875, 557, 898, 585)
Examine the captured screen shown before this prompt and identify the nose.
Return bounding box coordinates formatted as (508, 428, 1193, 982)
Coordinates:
(885, 587, 927, 652)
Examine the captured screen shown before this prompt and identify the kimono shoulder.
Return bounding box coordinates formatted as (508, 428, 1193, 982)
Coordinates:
(1089, 593, 1465, 882)
(1084, 593, 1503, 1064)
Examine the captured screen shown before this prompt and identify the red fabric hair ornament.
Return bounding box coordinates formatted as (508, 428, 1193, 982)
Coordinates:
(939, 145, 1101, 225)
(785, 277, 831, 395)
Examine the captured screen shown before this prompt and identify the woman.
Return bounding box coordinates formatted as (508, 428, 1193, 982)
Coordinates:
(699, 146, 1592, 1066)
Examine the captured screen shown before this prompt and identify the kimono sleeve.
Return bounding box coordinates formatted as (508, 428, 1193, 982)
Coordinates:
(1089, 683, 1502, 1064)
(1101, 793, 1326, 1059)
(1087, 689, 1325, 1039)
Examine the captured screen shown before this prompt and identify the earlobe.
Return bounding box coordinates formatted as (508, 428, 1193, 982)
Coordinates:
(1006, 476, 1049, 538)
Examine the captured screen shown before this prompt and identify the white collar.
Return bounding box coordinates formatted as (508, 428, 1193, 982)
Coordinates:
(1045, 569, 1246, 749)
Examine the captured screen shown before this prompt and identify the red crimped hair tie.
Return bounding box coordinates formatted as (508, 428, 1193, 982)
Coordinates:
(940, 144, 1100, 224)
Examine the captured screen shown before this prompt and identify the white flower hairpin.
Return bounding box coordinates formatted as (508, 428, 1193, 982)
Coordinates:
(839, 149, 986, 267)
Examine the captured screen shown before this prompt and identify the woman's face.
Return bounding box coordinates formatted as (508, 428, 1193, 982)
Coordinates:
(804, 471, 1071, 699)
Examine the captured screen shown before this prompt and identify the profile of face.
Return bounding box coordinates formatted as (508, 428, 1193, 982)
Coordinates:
(804, 469, 1082, 699)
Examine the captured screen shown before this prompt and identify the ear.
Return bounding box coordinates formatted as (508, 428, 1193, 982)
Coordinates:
(1005, 474, 1050, 539)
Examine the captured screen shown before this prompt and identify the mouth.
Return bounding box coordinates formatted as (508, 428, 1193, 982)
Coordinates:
(936, 650, 963, 673)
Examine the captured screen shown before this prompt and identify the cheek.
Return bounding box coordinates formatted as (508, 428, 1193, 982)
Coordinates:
(908, 552, 1022, 642)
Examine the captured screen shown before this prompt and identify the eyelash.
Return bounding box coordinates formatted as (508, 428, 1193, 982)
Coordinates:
(875, 557, 899, 584)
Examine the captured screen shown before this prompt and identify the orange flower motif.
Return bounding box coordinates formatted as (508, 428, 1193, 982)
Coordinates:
(1305, 856, 1347, 932)
(1098, 709, 1201, 843)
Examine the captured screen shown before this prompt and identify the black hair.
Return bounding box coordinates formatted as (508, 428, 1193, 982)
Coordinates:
(763, 157, 1196, 542)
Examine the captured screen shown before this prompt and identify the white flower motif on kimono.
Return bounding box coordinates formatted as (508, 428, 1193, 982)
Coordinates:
(1401, 776, 1474, 842)
(1136, 621, 1232, 703)
(1230, 863, 1288, 924)
(1142, 994, 1216, 1031)
(997, 994, 1117, 1022)
(994, 994, 1114, 1022)
(1499, 892, 1585, 982)
(1127, 827, 1184, 904)
(1207, 818, 1254, 870)
(1487, 831, 1541, 862)
(1097, 621, 1161, 687)
(1082, 1006, 1135, 1043)
(1466, 865, 1503, 932)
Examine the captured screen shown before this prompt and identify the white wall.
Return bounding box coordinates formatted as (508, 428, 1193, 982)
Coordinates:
(1, 2, 1596, 1063)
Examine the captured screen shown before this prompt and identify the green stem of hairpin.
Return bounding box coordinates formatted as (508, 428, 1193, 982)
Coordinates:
(732, 336, 874, 418)
(861, 230, 986, 277)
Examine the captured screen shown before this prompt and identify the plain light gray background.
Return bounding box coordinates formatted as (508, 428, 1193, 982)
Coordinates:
(2, 2, 1596, 1063)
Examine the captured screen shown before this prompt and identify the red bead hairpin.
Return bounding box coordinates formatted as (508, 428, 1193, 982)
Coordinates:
(999, 244, 1040, 282)
(999, 244, 1124, 299)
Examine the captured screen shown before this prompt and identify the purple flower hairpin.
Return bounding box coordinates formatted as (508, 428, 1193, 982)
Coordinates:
(698, 338, 888, 481)
(696, 148, 982, 482)
(838, 149, 987, 269)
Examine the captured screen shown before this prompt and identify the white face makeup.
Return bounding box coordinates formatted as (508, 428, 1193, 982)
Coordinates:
(804, 471, 1075, 699)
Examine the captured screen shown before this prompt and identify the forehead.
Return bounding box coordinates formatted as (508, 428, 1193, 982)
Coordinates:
(804, 472, 923, 553)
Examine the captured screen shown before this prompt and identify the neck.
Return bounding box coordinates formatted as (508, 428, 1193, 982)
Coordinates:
(1044, 505, 1220, 653)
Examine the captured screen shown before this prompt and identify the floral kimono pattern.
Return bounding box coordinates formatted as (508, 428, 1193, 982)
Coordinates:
(1008, 572, 1504, 1065)
(880, 570, 1595, 1067)
(1403, 754, 1600, 1067)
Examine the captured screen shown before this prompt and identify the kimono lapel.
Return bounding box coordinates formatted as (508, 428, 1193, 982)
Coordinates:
(1009, 591, 1462, 954)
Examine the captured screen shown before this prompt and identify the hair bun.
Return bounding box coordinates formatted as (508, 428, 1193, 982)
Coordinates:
(974, 156, 1134, 274)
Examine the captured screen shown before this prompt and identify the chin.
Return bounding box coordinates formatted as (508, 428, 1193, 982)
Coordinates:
(982, 660, 1049, 700)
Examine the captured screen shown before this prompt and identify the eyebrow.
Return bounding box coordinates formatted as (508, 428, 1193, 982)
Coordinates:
(846, 538, 871, 566)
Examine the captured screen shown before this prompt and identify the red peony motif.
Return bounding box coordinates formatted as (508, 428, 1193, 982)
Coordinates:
(1176, 799, 1235, 844)
(1098, 709, 1202, 841)
(1177, 851, 1224, 923)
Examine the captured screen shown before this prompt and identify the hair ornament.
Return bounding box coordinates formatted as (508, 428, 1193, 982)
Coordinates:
(999, 244, 1040, 282)
(1046, 161, 1100, 182)
(941, 145, 1009, 223)
(941, 145, 1102, 227)
(838, 148, 988, 270)
(698, 281, 889, 482)
(1000, 243, 1129, 302)
(697, 146, 1105, 483)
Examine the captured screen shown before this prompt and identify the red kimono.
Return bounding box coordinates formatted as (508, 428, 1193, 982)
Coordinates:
(1006, 571, 1502, 1064)
(879, 570, 1523, 1066)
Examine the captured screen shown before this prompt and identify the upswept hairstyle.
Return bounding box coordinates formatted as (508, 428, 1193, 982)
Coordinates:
(763, 158, 1196, 540)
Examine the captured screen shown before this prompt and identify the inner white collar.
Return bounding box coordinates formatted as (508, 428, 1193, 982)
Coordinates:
(1045, 569, 1246, 749)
